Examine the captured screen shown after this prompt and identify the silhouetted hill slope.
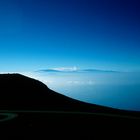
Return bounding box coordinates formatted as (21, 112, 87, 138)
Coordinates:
(0, 74, 140, 139)
(0, 73, 140, 116)
(0, 73, 109, 112)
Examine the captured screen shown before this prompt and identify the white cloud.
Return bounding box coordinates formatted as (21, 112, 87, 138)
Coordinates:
(67, 80, 95, 85)
(53, 66, 78, 72)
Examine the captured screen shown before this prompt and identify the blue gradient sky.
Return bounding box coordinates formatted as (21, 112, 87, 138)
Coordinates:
(0, 0, 140, 72)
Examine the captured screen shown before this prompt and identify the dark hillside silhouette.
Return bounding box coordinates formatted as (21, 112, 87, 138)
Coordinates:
(0, 73, 139, 115)
(0, 73, 115, 112)
(0, 73, 140, 139)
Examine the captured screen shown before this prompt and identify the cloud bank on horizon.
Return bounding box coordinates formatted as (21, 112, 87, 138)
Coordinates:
(26, 66, 140, 87)
(37, 66, 120, 73)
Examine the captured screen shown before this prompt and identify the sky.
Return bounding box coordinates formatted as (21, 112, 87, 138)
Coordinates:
(0, 0, 140, 72)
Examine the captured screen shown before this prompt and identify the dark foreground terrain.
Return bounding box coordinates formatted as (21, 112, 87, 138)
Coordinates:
(0, 74, 140, 139)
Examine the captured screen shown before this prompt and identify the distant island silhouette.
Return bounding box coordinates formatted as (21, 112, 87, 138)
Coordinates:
(0, 73, 140, 139)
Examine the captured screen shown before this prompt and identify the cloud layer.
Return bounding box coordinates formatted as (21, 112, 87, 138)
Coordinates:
(37, 67, 119, 73)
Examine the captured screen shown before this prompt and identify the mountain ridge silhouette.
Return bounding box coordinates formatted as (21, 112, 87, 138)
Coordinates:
(0, 73, 140, 139)
(0, 73, 139, 116)
(0, 73, 116, 112)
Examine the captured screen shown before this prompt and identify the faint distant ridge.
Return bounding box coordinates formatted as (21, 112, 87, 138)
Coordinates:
(37, 67, 120, 73)
(81, 69, 119, 73)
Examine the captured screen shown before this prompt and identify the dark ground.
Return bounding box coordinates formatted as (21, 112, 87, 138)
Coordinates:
(0, 74, 140, 139)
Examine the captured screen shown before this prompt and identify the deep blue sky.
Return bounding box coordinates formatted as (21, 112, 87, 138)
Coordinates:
(0, 0, 140, 72)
